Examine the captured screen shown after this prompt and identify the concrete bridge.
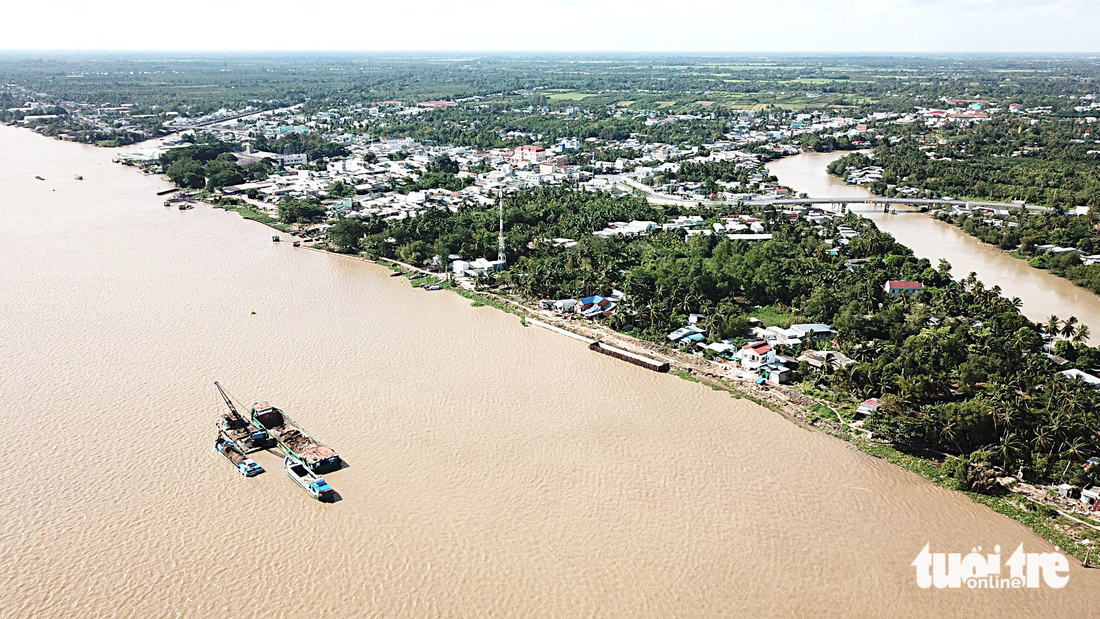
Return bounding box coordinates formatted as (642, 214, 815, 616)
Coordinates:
(743, 197, 1050, 212)
(613, 176, 1047, 212)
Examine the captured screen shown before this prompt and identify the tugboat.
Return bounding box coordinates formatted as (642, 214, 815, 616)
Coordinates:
(285, 456, 335, 501)
(214, 437, 264, 477)
(74, 174, 83, 181)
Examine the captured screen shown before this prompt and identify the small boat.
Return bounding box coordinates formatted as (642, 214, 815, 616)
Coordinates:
(34, 176, 44, 181)
(272, 235, 281, 243)
(178, 202, 194, 210)
(292, 241, 301, 247)
(390, 272, 404, 277)
(285, 456, 335, 501)
(73, 174, 83, 181)
(214, 437, 264, 477)
(425, 285, 443, 291)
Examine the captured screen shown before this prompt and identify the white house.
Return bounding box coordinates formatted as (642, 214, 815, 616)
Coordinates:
(885, 280, 924, 296)
(1060, 369, 1100, 389)
(740, 341, 776, 370)
(513, 145, 548, 164)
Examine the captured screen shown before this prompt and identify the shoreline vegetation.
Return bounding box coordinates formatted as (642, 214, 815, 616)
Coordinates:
(931, 208, 1100, 301)
(374, 250, 1100, 563)
(189, 186, 1100, 563)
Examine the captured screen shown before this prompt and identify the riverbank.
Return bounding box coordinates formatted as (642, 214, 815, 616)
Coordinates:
(404, 268, 1100, 562)
(769, 151, 1100, 336)
(145, 147, 1100, 564)
(933, 209, 1100, 304)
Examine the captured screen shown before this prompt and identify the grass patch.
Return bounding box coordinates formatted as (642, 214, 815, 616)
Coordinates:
(213, 203, 290, 232)
(670, 369, 699, 383)
(750, 305, 809, 328)
(548, 92, 596, 100)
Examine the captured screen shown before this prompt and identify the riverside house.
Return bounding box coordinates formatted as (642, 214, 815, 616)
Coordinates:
(740, 341, 776, 370)
(884, 280, 924, 296)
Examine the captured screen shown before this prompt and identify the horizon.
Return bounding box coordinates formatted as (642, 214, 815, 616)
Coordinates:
(4, 50, 1100, 56)
(5, 0, 1100, 54)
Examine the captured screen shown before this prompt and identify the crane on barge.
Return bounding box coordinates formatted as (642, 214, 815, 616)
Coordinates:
(214, 381, 276, 453)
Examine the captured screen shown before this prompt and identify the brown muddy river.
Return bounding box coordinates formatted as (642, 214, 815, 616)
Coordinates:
(1, 127, 1097, 617)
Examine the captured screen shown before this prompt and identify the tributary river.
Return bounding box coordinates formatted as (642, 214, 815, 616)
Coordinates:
(769, 151, 1100, 334)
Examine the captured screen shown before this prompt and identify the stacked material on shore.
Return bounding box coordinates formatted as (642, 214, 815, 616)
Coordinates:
(589, 341, 670, 372)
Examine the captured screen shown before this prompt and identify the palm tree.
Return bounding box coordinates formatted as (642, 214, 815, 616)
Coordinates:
(1045, 315, 1061, 338)
(1072, 324, 1091, 345)
(1033, 428, 1053, 455)
(999, 432, 1024, 469)
(1062, 436, 1087, 479)
(1061, 316, 1079, 339)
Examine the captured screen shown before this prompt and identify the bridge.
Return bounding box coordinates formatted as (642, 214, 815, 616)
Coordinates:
(164, 103, 305, 132)
(612, 176, 1047, 212)
(743, 197, 1050, 212)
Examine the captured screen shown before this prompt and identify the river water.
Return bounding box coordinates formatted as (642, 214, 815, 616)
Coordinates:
(1, 127, 1096, 617)
(768, 151, 1100, 334)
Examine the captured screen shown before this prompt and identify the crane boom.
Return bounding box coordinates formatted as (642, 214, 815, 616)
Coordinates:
(214, 381, 241, 418)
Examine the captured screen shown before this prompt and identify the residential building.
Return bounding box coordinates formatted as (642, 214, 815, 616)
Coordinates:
(884, 280, 924, 296)
(740, 341, 776, 370)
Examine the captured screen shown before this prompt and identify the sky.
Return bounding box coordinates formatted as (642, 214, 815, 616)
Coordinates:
(5, 0, 1099, 53)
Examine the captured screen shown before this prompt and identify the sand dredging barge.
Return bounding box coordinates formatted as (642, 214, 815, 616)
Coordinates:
(215, 381, 276, 453)
(251, 401, 342, 474)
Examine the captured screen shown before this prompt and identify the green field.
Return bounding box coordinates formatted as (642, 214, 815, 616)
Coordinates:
(548, 92, 597, 100)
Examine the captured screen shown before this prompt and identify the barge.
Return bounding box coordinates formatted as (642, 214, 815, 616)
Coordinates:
(214, 381, 276, 453)
(214, 436, 264, 477)
(588, 341, 670, 372)
(251, 401, 342, 474)
(285, 456, 334, 501)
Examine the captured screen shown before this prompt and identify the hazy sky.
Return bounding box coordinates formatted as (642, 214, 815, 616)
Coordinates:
(6, 0, 1098, 53)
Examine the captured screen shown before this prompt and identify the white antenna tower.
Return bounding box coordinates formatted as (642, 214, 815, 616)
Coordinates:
(497, 188, 506, 263)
